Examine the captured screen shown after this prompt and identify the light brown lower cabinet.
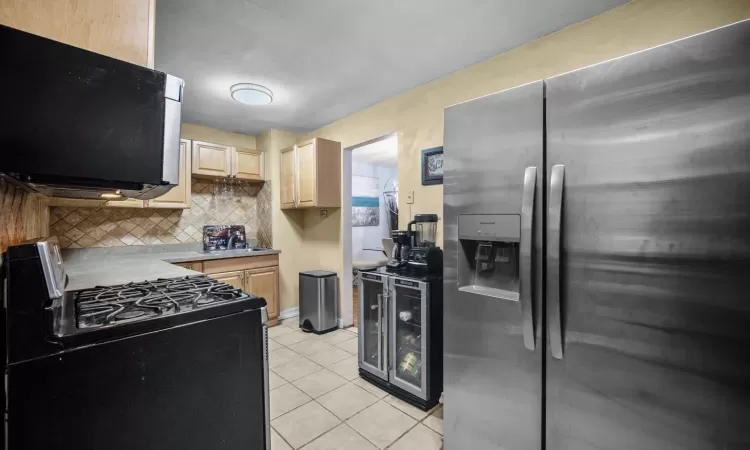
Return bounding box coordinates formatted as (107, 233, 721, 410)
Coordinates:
(245, 267, 279, 324)
(174, 261, 204, 272)
(211, 270, 245, 289)
(180, 256, 280, 326)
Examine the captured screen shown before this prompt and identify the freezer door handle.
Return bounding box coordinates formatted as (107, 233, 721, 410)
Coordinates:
(548, 165, 565, 359)
(520, 166, 536, 351)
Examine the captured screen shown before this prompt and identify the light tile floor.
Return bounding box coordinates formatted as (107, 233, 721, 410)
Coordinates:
(269, 319, 444, 449)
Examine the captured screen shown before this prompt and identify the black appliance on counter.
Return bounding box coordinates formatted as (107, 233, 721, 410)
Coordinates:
(358, 265, 443, 410)
(0, 25, 184, 201)
(203, 225, 248, 251)
(386, 230, 411, 270)
(387, 214, 443, 275)
(3, 237, 271, 450)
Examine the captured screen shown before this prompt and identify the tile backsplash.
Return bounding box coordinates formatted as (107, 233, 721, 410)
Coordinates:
(50, 179, 272, 249)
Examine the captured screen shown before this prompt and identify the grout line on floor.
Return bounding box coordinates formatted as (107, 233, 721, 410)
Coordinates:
(271, 423, 297, 450)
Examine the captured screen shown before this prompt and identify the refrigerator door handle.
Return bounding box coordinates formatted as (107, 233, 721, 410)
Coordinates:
(520, 166, 537, 351)
(548, 164, 565, 359)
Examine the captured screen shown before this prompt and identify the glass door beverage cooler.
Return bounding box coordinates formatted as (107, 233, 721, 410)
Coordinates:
(358, 269, 443, 410)
(358, 271, 389, 381)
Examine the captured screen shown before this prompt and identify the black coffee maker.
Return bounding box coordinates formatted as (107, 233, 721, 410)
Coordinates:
(386, 230, 411, 270)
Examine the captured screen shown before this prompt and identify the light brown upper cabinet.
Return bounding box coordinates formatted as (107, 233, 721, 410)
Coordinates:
(0, 0, 156, 68)
(280, 138, 341, 209)
(192, 141, 233, 177)
(234, 148, 264, 181)
(192, 141, 265, 181)
(147, 139, 192, 209)
(280, 147, 298, 209)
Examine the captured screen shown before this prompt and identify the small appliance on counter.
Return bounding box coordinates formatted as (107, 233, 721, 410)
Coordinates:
(386, 214, 443, 275)
(203, 225, 248, 251)
(406, 214, 443, 274)
(3, 237, 271, 450)
(386, 230, 411, 270)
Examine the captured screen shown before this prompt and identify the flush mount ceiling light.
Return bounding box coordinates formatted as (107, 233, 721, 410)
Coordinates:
(230, 83, 273, 105)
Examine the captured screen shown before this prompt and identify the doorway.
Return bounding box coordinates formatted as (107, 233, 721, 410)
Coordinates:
(343, 133, 398, 328)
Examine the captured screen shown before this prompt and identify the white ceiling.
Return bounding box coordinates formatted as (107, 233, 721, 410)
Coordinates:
(156, 0, 627, 136)
(352, 135, 398, 168)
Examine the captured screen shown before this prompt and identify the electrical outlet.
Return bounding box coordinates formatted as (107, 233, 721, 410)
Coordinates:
(406, 190, 415, 204)
(320, 209, 328, 217)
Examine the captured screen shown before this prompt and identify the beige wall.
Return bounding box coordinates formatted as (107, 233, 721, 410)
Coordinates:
(284, 0, 750, 316)
(258, 129, 304, 313)
(182, 123, 258, 149)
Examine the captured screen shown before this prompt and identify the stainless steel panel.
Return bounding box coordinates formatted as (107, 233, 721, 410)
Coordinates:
(458, 214, 520, 241)
(444, 81, 544, 450)
(162, 97, 182, 186)
(358, 273, 389, 381)
(546, 20, 750, 449)
(35, 237, 65, 299)
(299, 274, 338, 332)
(389, 276, 428, 399)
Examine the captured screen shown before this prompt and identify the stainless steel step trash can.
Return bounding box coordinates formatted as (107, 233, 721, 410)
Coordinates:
(299, 271, 338, 333)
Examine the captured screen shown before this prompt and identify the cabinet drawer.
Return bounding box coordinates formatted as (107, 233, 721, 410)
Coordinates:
(206, 270, 244, 289)
(174, 261, 203, 272)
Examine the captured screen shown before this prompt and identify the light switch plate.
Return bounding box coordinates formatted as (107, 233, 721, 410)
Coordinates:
(406, 190, 414, 204)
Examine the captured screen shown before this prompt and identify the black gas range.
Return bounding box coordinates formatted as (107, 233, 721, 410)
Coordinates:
(4, 237, 271, 450)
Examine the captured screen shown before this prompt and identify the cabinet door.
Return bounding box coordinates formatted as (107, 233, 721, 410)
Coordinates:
(0, 0, 156, 67)
(147, 139, 192, 208)
(389, 278, 428, 400)
(296, 141, 317, 207)
(208, 271, 244, 289)
(358, 273, 389, 381)
(245, 267, 279, 321)
(233, 148, 264, 180)
(192, 141, 231, 177)
(280, 147, 297, 209)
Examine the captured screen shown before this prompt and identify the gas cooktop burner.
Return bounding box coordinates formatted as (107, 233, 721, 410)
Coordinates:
(75, 275, 252, 330)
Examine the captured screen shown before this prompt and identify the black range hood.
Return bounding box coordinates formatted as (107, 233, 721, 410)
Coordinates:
(0, 25, 184, 200)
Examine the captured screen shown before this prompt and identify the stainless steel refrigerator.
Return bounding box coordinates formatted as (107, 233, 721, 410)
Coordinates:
(443, 19, 750, 450)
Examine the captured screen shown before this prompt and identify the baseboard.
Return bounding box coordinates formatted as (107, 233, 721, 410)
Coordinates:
(279, 307, 299, 320)
(281, 309, 351, 328)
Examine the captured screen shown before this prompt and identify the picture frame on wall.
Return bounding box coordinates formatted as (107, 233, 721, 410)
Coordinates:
(421, 146, 444, 185)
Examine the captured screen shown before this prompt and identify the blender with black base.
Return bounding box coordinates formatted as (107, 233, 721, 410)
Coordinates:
(406, 214, 443, 274)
